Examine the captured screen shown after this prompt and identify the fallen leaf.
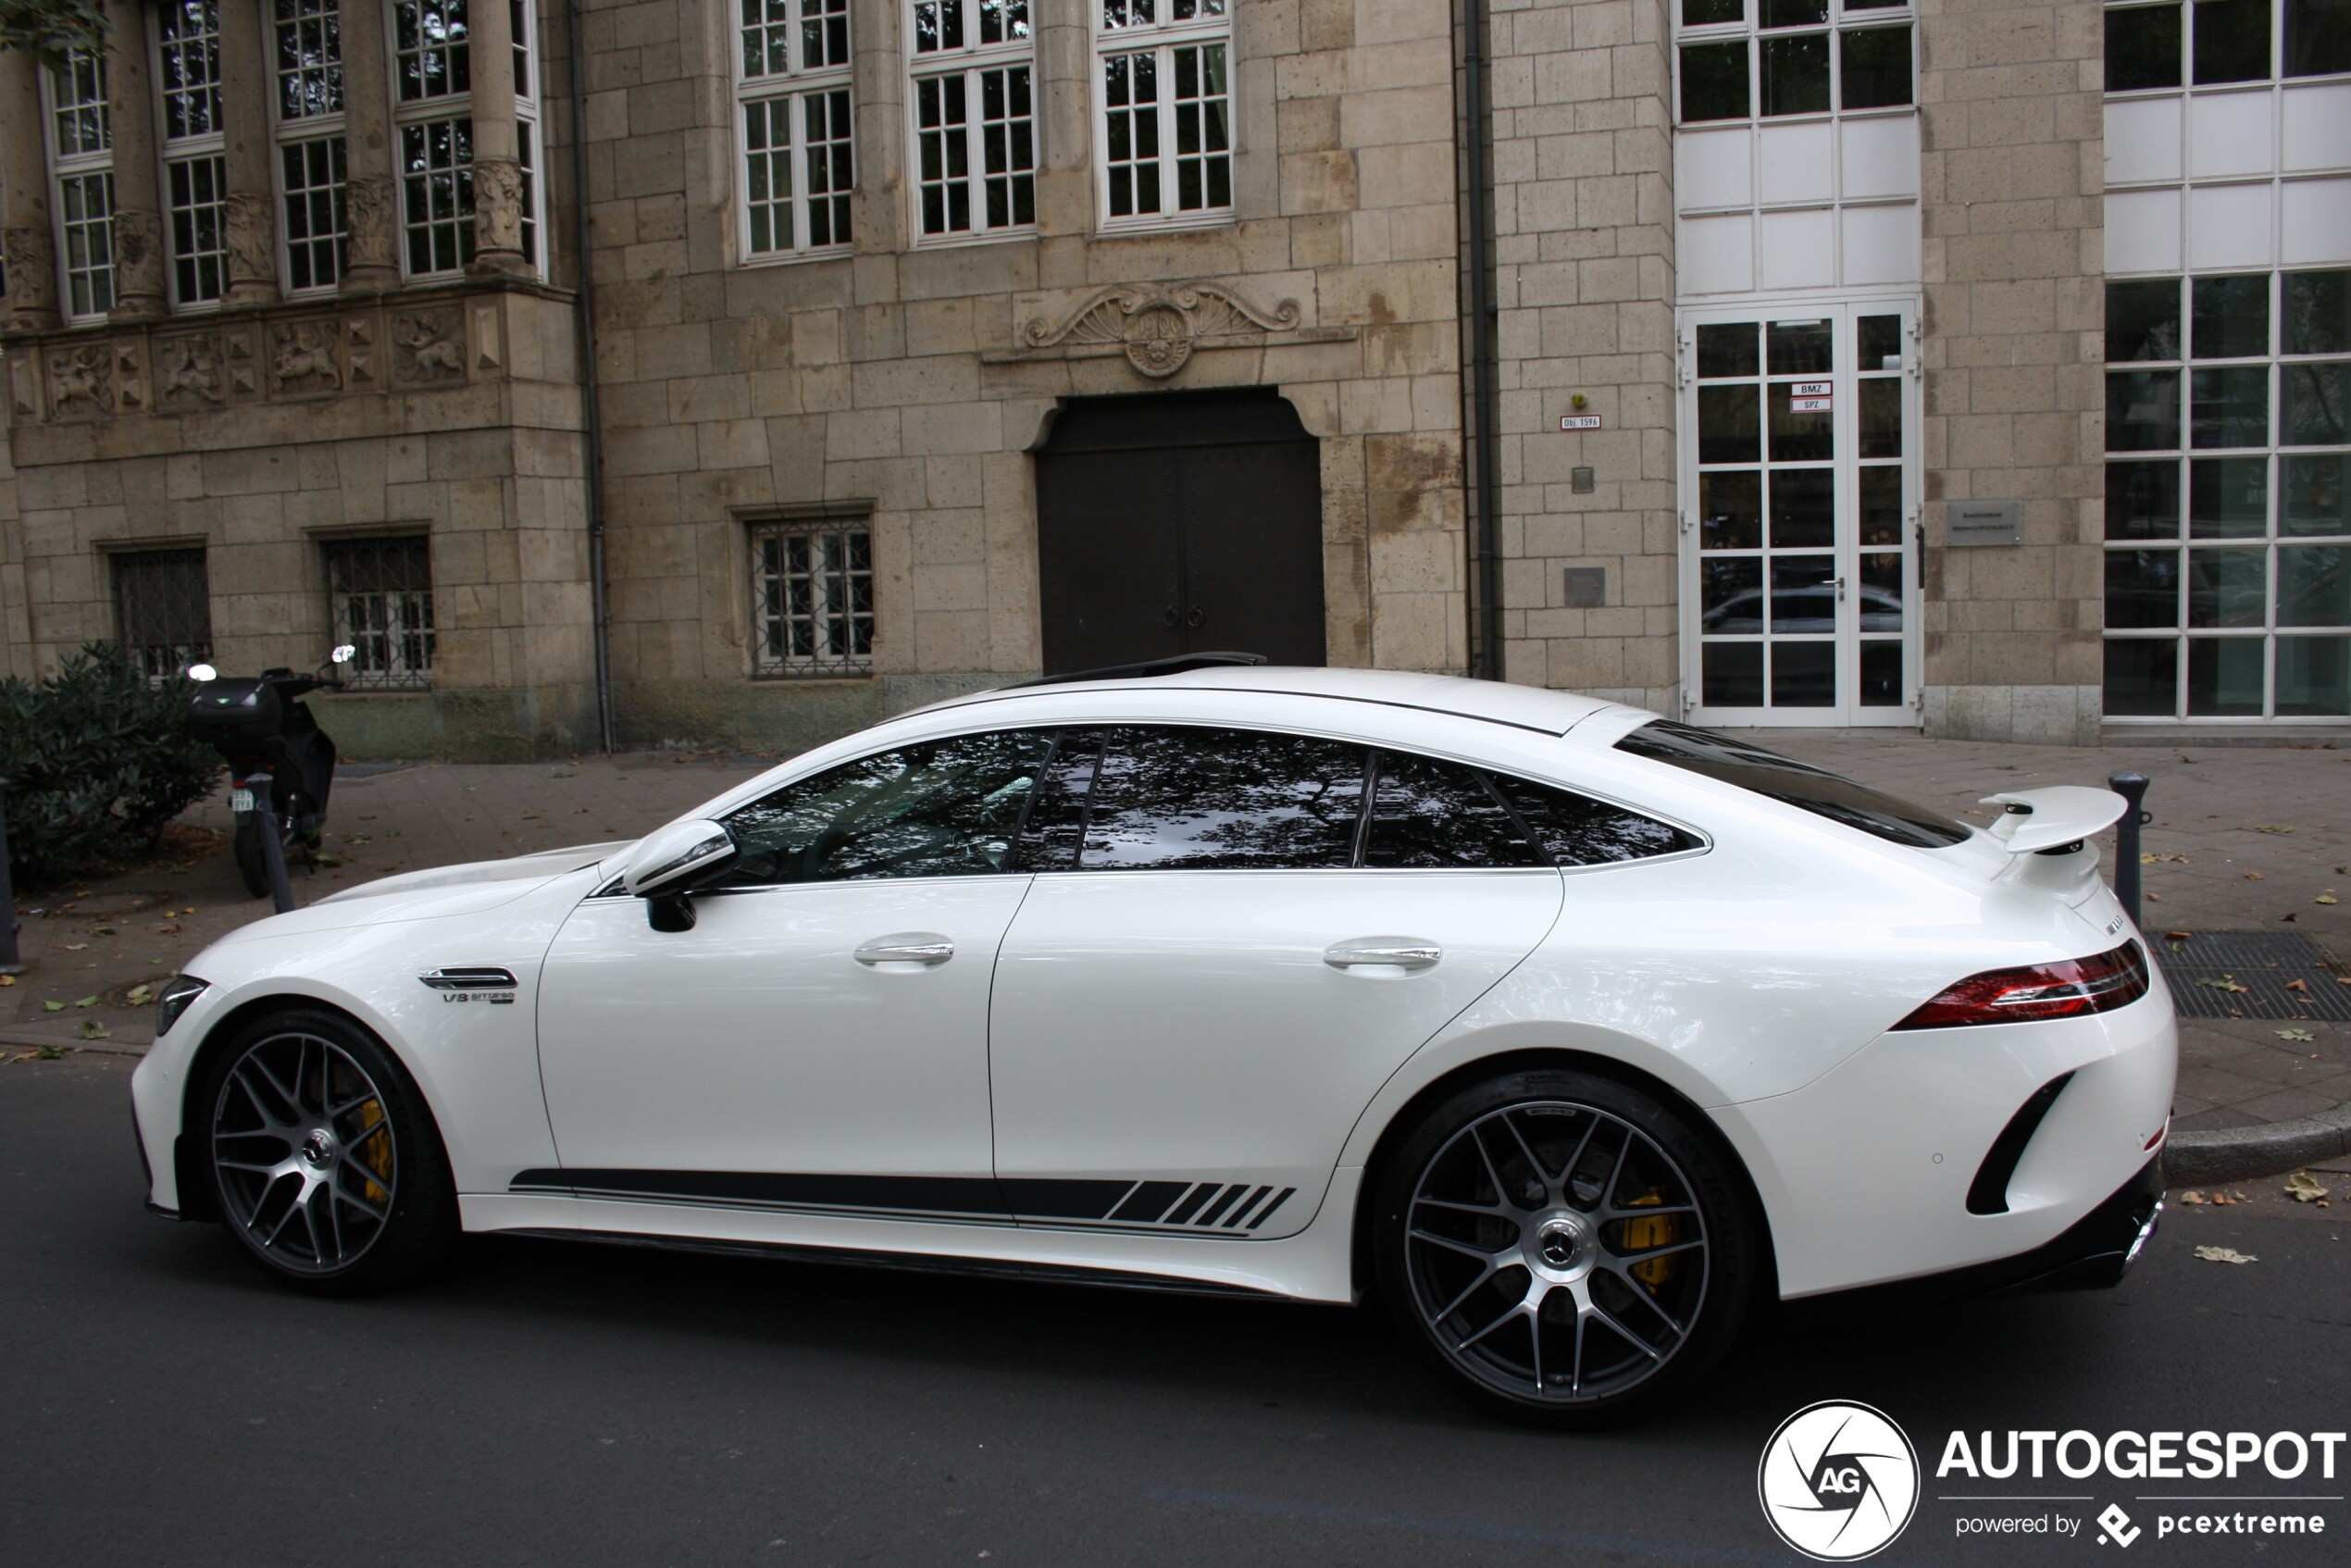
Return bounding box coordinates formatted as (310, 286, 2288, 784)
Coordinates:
(2165, 930, 2193, 942)
(42, 1000, 65, 1012)
(2283, 911, 2299, 922)
(2195, 1246, 2257, 1263)
(73, 995, 100, 1008)
(154, 924, 180, 935)
(2147, 892, 2163, 902)
(2286, 1171, 2331, 1203)
(90, 925, 113, 937)
(2279, 1028, 2317, 1042)
(2320, 894, 2342, 906)
(60, 943, 88, 952)
(2259, 825, 2295, 835)
(2196, 976, 2249, 993)
(78, 1019, 108, 1040)
(31, 1044, 65, 1061)
(2245, 871, 2266, 881)
(0, 975, 12, 987)
(125, 984, 155, 1007)
(2287, 978, 2309, 992)
(2177, 1190, 2207, 1204)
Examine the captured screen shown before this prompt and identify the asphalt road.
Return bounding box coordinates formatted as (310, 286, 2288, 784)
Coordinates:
(6, 1053, 2347, 1568)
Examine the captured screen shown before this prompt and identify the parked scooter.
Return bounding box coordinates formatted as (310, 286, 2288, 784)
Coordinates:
(184, 646, 355, 905)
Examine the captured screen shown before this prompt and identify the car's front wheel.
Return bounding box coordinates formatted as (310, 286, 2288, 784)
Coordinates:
(201, 1008, 457, 1293)
(1371, 1067, 1761, 1425)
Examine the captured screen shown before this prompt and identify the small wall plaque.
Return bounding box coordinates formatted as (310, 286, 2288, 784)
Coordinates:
(1560, 414, 1601, 430)
(1570, 466, 1595, 493)
(1946, 499, 2021, 546)
(1562, 567, 1607, 607)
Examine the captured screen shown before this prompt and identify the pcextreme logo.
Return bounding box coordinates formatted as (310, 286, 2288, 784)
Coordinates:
(1758, 1400, 1922, 1561)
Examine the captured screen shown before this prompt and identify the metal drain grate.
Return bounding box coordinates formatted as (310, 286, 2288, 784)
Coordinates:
(2151, 930, 2351, 1022)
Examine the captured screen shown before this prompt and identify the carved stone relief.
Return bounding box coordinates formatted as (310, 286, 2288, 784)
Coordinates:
(392, 308, 466, 384)
(223, 191, 279, 295)
(471, 156, 527, 262)
(1021, 283, 1306, 380)
(156, 333, 226, 408)
(272, 319, 342, 392)
(113, 339, 149, 411)
(342, 176, 397, 280)
(46, 343, 113, 416)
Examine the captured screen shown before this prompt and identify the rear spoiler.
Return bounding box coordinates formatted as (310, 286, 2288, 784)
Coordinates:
(1979, 787, 2128, 854)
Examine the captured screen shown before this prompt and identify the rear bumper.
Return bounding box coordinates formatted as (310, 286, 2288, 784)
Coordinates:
(1932, 1156, 2165, 1297)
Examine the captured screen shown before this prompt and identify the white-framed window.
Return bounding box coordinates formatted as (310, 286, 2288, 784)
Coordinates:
(156, 0, 230, 308)
(749, 517, 875, 677)
(2105, 0, 2351, 91)
(273, 0, 348, 293)
(907, 0, 1035, 241)
(1673, 0, 1915, 126)
(326, 535, 437, 691)
(392, 0, 474, 276)
(43, 49, 115, 321)
(737, 0, 855, 259)
(2102, 269, 2351, 721)
(1093, 0, 1230, 228)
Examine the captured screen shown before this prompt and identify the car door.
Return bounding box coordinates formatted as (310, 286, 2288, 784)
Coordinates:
(532, 728, 1054, 1220)
(986, 725, 1567, 1239)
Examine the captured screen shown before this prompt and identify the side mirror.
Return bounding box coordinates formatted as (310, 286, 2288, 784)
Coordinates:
(619, 818, 737, 901)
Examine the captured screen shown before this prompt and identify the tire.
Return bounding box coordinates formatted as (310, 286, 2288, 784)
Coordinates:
(231, 816, 269, 898)
(198, 1007, 458, 1295)
(1370, 1067, 1761, 1426)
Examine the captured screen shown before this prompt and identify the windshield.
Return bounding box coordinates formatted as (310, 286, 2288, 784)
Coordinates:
(1614, 721, 1972, 849)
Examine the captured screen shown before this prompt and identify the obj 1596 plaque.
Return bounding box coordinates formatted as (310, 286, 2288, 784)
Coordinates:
(1945, 499, 2021, 547)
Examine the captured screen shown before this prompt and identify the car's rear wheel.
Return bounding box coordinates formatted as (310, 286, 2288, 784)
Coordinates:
(1372, 1067, 1760, 1425)
(202, 1009, 456, 1293)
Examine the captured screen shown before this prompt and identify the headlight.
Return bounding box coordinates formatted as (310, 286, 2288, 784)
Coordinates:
(155, 976, 209, 1037)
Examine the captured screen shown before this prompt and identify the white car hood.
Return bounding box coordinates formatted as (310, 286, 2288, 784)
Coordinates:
(193, 840, 633, 944)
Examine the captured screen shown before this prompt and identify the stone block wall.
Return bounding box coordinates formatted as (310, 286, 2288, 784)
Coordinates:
(578, 0, 1471, 749)
(1916, 0, 2106, 742)
(1483, 0, 1678, 711)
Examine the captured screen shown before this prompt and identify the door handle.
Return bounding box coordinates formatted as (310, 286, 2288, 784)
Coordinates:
(1325, 940, 1441, 973)
(1835, 576, 1847, 603)
(1186, 606, 1204, 628)
(854, 934, 954, 968)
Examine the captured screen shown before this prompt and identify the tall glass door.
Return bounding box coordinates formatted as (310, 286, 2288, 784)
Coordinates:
(1679, 302, 1920, 726)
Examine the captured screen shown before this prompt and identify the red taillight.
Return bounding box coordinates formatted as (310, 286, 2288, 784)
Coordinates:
(1894, 940, 2150, 1030)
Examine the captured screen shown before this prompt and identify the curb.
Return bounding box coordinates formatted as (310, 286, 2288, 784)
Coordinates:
(2168, 1105, 2351, 1186)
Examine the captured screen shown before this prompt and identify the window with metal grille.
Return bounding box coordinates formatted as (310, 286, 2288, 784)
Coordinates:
(326, 537, 437, 690)
(738, 0, 855, 257)
(113, 550, 214, 679)
(749, 520, 874, 677)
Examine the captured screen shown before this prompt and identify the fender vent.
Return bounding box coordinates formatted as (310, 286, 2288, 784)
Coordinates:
(1967, 1073, 2074, 1216)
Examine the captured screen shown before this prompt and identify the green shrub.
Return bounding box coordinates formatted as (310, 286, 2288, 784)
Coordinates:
(0, 643, 220, 883)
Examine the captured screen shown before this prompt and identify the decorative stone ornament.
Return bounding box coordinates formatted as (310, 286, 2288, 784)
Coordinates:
(156, 333, 226, 407)
(1022, 283, 1304, 380)
(47, 343, 114, 415)
(392, 309, 466, 383)
(272, 320, 342, 391)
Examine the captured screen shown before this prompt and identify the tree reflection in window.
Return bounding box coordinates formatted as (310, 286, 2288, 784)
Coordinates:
(1077, 727, 1366, 870)
(719, 729, 1056, 885)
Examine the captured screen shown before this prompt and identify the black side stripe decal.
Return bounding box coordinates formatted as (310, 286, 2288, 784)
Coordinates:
(508, 1169, 1302, 1235)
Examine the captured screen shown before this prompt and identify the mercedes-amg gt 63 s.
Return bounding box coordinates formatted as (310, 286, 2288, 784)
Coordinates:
(131, 662, 2171, 1423)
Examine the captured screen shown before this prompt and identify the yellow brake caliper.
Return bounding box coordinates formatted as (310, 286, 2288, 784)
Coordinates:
(1623, 1188, 1678, 1289)
(353, 1098, 392, 1205)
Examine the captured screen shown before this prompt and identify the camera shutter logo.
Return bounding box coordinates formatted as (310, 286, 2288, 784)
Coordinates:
(1757, 1400, 1921, 1561)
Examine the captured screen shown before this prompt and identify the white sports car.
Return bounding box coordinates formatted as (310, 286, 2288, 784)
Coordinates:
(131, 662, 2173, 1423)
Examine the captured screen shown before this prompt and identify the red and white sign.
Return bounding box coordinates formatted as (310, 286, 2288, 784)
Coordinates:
(1789, 380, 1833, 413)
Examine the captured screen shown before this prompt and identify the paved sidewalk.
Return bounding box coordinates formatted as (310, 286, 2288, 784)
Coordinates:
(7, 723, 2346, 1170)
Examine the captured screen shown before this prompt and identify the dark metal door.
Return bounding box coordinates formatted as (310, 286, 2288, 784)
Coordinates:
(1035, 389, 1326, 673)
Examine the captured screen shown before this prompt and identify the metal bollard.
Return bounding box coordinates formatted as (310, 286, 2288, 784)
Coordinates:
(0, 778, 20, 974)
(2110, 770, 2152, 930)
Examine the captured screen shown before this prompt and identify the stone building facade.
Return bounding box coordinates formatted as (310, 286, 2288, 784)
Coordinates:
(0, 0, 2345, 756)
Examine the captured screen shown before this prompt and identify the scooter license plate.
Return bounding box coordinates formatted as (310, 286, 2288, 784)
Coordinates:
(230, 789, 255, 813)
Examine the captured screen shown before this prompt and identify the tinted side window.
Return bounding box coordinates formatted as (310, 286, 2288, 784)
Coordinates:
(1614, 719, 1968, 849)
(1013, 728, 1102, 872)
(718, 730, 1056, 885)
(1076, 726, 1367, 871)
(1491, 775, 1705, 865)
(1362, 752, 1546, 868)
